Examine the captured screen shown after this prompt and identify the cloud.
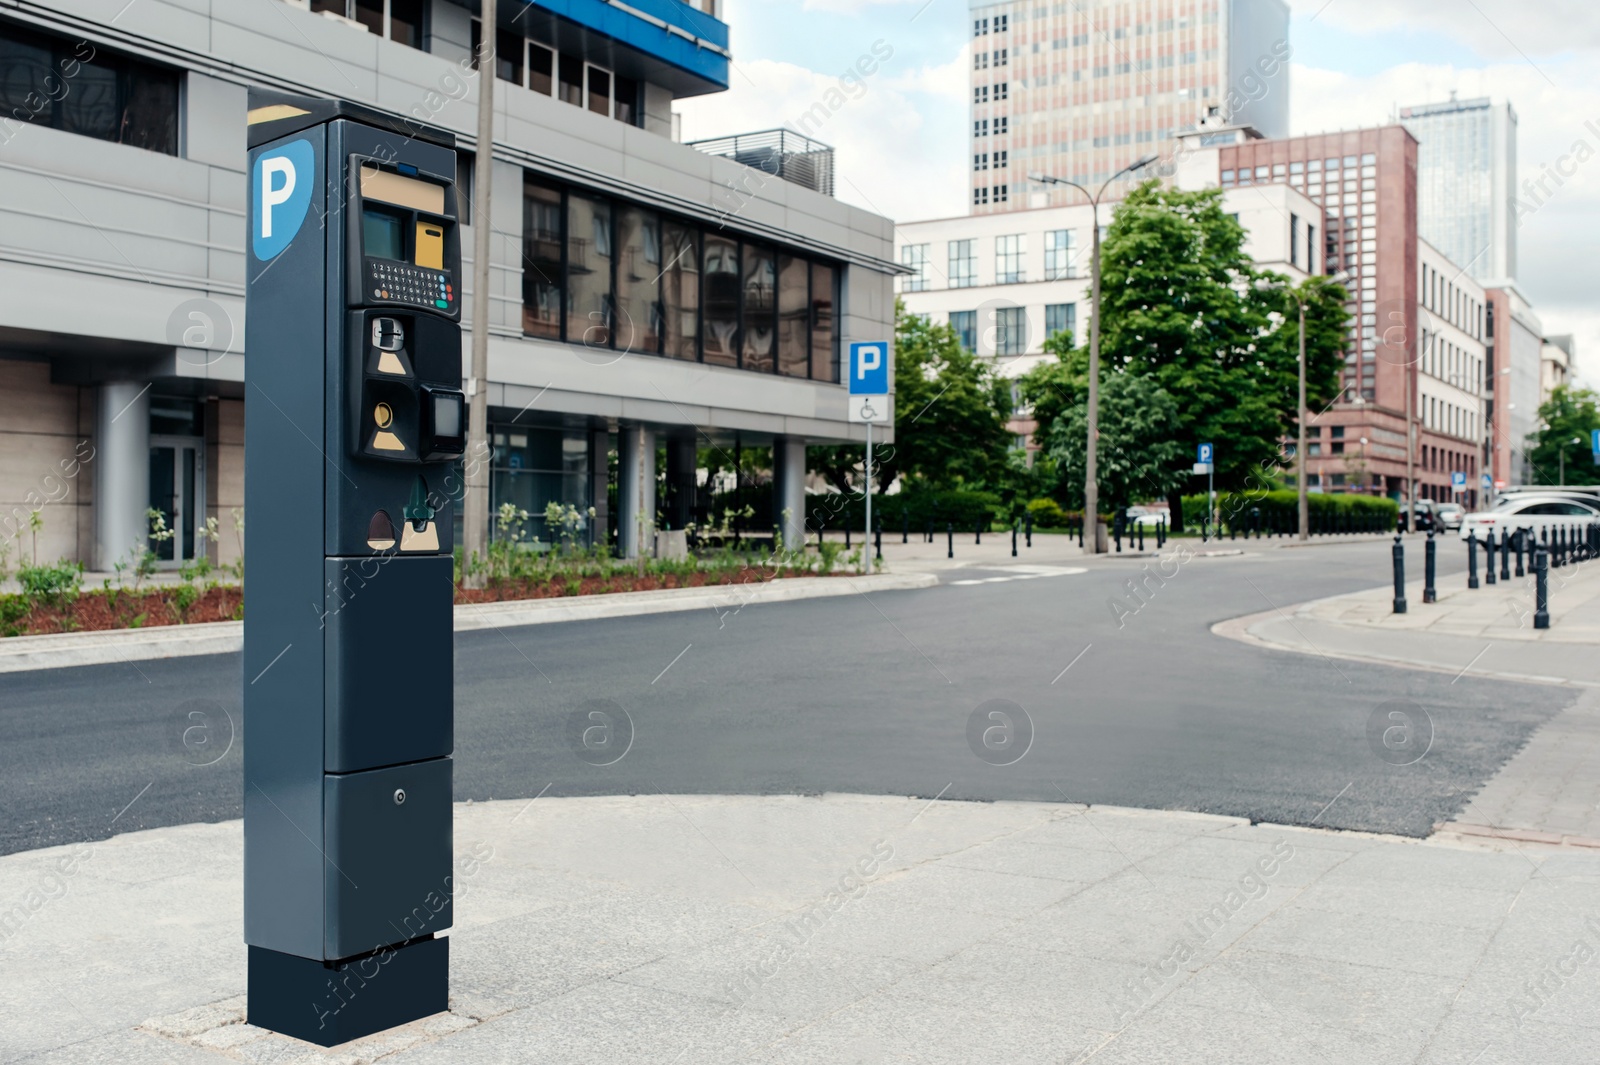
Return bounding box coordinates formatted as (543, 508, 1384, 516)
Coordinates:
(1289, 0, 1600, 59)
(801, 0, 917, 11)
(675, 52, 968, 223)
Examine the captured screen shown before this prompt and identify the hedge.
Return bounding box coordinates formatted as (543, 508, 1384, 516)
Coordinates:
(1181, 490, 1399, 534)
(804, 489, 1002, 532)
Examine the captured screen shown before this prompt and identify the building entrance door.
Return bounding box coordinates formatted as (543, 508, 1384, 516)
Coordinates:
(149, 438, 206, 566)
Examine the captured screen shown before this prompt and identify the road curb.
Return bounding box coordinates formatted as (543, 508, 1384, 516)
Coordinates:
(0, 571, 938, 674)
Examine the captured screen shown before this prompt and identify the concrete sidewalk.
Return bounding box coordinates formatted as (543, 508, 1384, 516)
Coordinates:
(1218, 550, 1600, 687)
(3, 793, 1599, 1064)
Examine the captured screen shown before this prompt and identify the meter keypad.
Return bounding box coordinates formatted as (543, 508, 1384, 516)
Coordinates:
(365, 259, 455, 313)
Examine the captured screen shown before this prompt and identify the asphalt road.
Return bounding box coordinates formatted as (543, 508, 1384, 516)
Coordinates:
(0, 537, 1571, 855)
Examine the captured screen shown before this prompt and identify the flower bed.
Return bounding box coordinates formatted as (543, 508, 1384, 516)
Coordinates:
(2, 585, 245, 637)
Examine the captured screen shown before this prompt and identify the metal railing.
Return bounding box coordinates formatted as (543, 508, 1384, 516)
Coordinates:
(685, 129, 836, 197)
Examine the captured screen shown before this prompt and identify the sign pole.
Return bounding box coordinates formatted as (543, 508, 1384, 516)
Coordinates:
(864, 420, 873, 575)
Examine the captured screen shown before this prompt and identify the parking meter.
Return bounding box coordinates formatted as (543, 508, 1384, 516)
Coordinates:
(243, 92, 465, 1045)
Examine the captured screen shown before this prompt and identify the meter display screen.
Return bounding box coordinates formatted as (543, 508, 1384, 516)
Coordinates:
(363, 208, 405, 262)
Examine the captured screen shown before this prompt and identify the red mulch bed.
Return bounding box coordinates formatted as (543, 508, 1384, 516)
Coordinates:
(4, 586, 244, 637)
(3, 566, 837, 636)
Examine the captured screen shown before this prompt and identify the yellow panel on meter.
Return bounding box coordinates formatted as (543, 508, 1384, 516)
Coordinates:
(359, 167, 445, 214)
(414, 223, 444, 270)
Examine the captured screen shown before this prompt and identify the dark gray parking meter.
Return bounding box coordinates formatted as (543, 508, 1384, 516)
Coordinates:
(243, 92, 465, 1045)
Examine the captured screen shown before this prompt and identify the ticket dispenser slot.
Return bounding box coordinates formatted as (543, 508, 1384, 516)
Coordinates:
(245, 94, 464, 1048)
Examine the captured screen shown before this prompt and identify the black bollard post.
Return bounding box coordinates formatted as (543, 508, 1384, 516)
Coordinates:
(1158, 518, 1165, 549)
(845, 526, 851, 550)
(1467, 532, 1479, 589)
(975, 520, 982, 546)
(1114, 512, 1123, 553)
(1202, 515, 1209, 543)
(902, 512, 909, 545)
(1025, 510, 1033, 548)
(874, 518, 882, 564)
(1514, 528, 1526, 579)
(1252, 506, 1261, 539)
(926, 519, 933, 544)
(947, 521, 954, 559)
(1230, 517, 1236, 541)
(1392, 533, 1407, 614)
(1424, 530, 1437, 604)
(1485, 528, 1497, 586)
(1534, 547, 1551, 630)
(1137, 521, 1145, 552)
(1077, 516, 1084, 549)
(1011, 523, 1018, 558)
(1500, 527, 1512, 581)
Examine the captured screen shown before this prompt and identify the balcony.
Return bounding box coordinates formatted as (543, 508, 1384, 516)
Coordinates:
(685, 129, 835, 197)
(504, 0, 731, 95)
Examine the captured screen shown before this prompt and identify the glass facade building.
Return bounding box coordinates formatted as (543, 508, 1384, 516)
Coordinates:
(1400, 97, 1518, 284)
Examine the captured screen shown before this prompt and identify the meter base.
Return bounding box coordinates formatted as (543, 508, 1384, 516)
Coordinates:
(247, 936, 447, 1046)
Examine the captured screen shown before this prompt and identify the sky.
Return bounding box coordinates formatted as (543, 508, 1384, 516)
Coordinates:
(675, 0, 1600, 382)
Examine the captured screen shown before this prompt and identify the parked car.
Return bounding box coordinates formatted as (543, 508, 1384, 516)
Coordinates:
(1405, 500, 1440, 532)
(1458, 494, 1600, 541)
(1124, 506, 1171, 530)
(1436, 503, 1464, 531)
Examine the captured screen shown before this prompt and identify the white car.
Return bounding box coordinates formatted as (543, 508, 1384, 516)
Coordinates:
(1458, 494, 1599, 542)
(1436, 503, 1464, 531)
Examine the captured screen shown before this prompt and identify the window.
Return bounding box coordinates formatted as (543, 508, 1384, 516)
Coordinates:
(494, 29, 523, 84)
(810, 262, 838, 381)
(994, 306, 1027, 356)
(614, 75, 640, 127)
(995, 14, 1007, 32)
(975, 86, 989, 104)
(1044, 230, 1077, 279)
(321, 0, 423, 47)
(1290, 213, 1299, 268)
(703, 233, 739, 367)
(950, 310, 977, 352)
(994, 150, 1008, 169)
(0, 21, 179, 155)
(974, 186, 990, 207)
(778, 255, 809, 377)
(614, 205, 660, 355)
(995, 116, 1008, 135)
(995, 82, 1009, 100)
(566, 192, 613, 347)
(1045, 303, 1076, 342)
(900, 243, 931, 292)
(521, 179, 563, 340)
(950, 239, 978, 288)
(974, 119, 989, 137)
(528, 42, 554, 95)
(996, 235, 1025, 283)
(976, 51, 989, 70)
(974, 17, 988, 35)
(742, 243, 777, 372)
(661, 222, 699, 361)
(587, 65, 611, 116)
(974, 153, 989, 172)
(558, 53, 583, 106)
(995, 48, 1009, 67)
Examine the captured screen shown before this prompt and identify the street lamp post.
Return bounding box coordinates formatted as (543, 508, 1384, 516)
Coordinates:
(1289, 272, 1347, 542)
(1562, 436, 1582, 485)
(1028, 155, 1157, 553)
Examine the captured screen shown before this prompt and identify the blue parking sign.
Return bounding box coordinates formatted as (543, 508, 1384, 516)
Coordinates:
(1452, 471, 1466, 492)
(849, 341, 889, 395)
(1197, 442, 1214, 465)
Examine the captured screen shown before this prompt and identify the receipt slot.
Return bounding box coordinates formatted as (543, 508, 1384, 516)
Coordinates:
(243, 93, 465, 1045)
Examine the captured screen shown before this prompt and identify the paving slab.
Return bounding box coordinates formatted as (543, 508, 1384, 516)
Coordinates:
(3, 794, 1599, 1065)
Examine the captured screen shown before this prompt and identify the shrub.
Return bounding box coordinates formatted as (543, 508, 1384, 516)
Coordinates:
(1181, 490, 1398, 534)
(1025, 498, 1070, 528)
(805, 488, 1002, 533)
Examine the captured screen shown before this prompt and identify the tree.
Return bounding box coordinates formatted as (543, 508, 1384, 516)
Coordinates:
(1017, 329, 1087, 455)
(810, 301, 1013, 494)
(1094, 180, 1350, 524)
(1527, 385, 1600, 485)
(1046, 372, 1187, 514)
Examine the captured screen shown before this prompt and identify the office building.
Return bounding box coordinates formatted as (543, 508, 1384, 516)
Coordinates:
(1399, 95, 1518, 285)
(0, 0, 897, 569)
(1200, 123, 1491, 504)
(1484, 286, 1544, 488)
(895, 179, 1319, 448)
(1541, 334, 1574, 405)
(968, 0, 1290, 215)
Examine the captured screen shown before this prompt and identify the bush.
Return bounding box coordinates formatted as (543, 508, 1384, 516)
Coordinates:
(804, 488, 1002, 533)
(17, 559, 83, 609)
(1181, 490, 1398, 534)
(1026, 498, 1071, 528)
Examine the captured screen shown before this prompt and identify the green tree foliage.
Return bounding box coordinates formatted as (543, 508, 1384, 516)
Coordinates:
(1046, 372, 1188, 511)
(1527, 385, 1600, 485)
(810, 302, 1013, 494)
(1096, 181, 1350, 492)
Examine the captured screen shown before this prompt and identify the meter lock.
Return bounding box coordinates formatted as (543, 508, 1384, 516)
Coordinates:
(400, 475, 439, 553)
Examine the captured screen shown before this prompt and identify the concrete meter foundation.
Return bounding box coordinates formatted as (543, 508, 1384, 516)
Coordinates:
(243, 92, 465, 1046)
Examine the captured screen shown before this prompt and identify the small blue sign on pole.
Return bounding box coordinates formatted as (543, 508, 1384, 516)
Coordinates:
(1197, 442, 1214, 465)
(1451, 471, 1467, 493)
(849, 341, 889, 395)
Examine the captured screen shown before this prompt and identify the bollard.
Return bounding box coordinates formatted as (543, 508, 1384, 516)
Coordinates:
(1501, 528, 1512, 581)
(1114, 515, 1123, 553)
(1201, 515, 1209, 543)
(1025, 510, 1033, 548)
(1514, 528, 1526, 578)
(1137, 522, 1144, 552)
(1467, 532, 1479, 589)
(1423, 531, 1437, 604)
(1392, 533, 1407, 614)
(1534, 547, 1550, 630)
(845, 526, 851, 550)
(1485, 528, 1497, 586)
(1252, 507, 1261, 539)
(1230, 518, 1236, 541)
(947, 522, 954, 559)
(975, 521, 982, 545)
(902, 513, 909, 544)
(1554, 526, 1564, 568)
(874, 518, 882, 564)
(1011, 523, 1018, 558)
(926, 519, 933, 544)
